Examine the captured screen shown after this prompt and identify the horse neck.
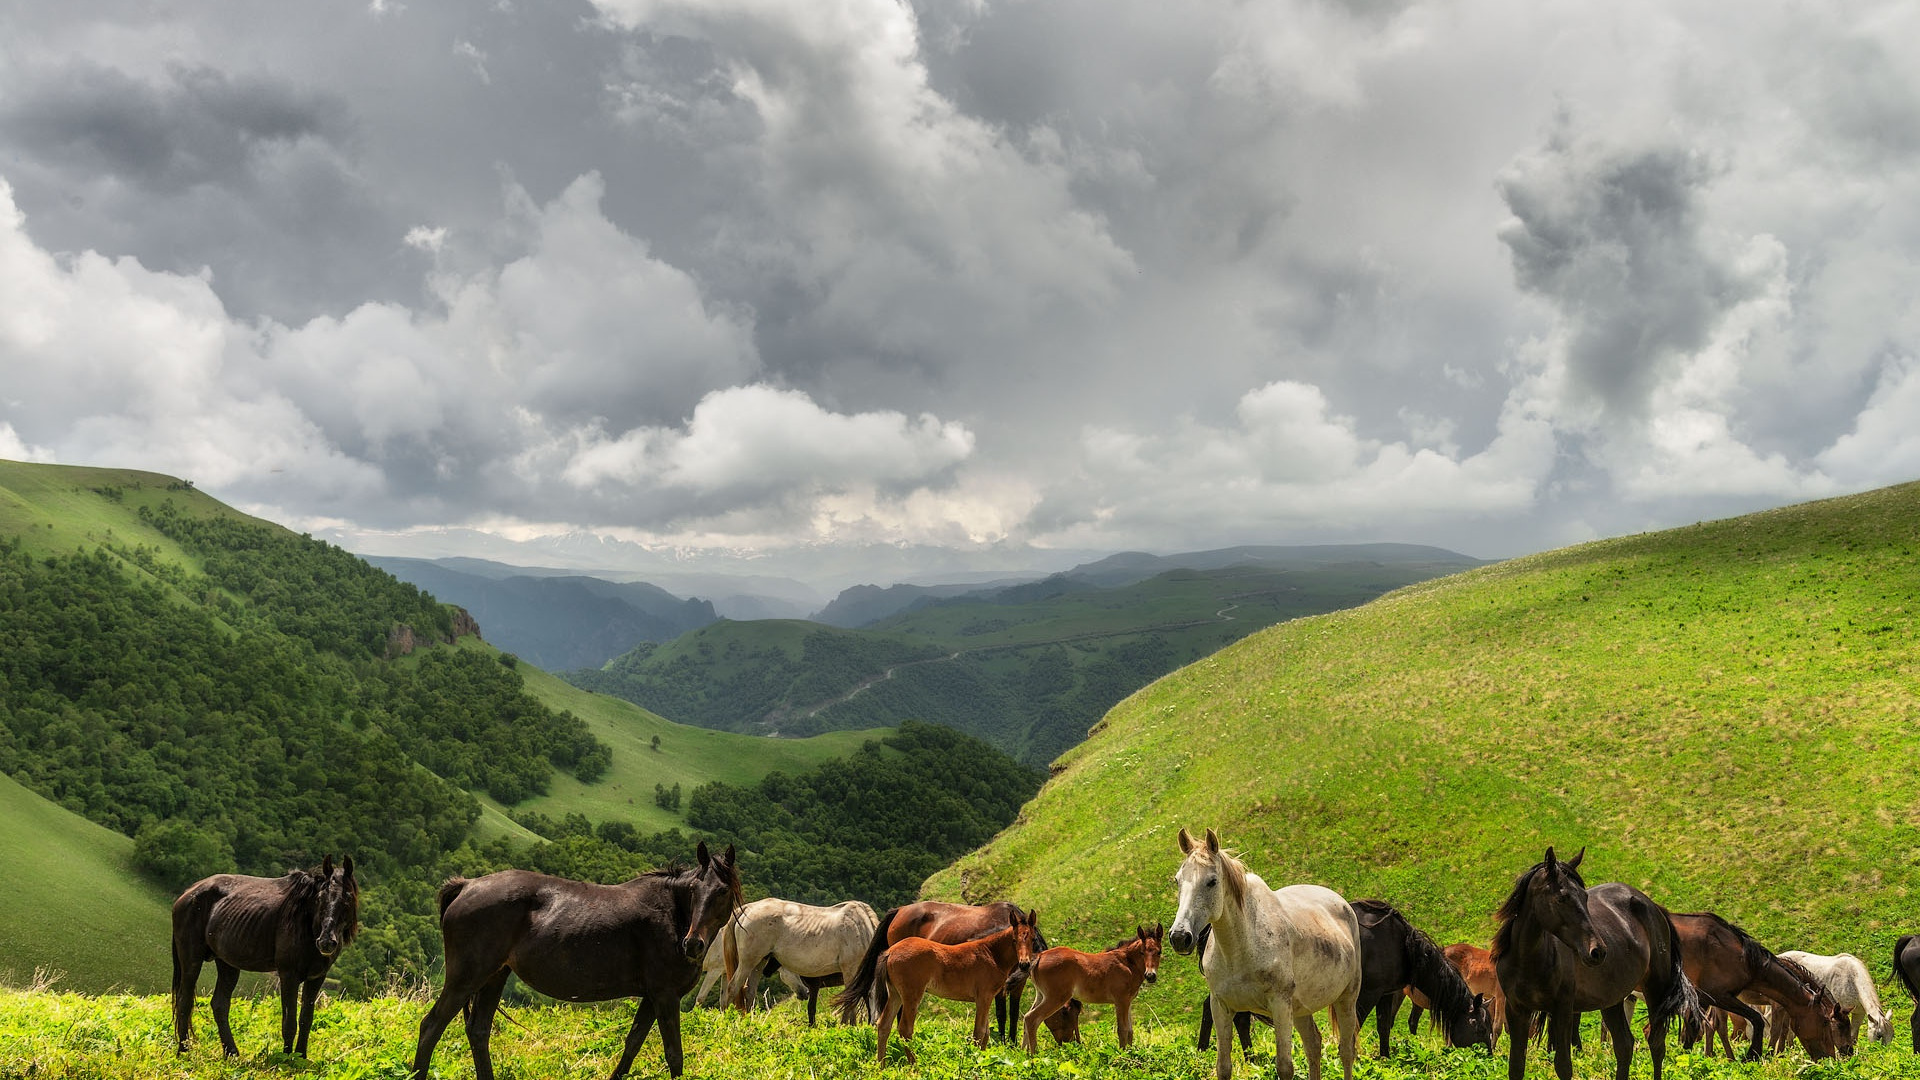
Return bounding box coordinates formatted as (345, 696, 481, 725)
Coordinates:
(1406, 932, 1475, 1018)
(1752, 957, 1819, 1014)
(978, 925, 1021, 971)
(1202, 888, 1262, 961)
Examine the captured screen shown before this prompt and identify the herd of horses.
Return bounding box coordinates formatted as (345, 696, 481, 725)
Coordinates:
(166, 836, 1920, 1080)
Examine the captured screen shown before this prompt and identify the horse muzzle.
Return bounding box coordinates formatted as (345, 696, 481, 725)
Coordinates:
(317, 935, 342, 958)
(1169, 929, 1195, 955)
(1143, 971, 1158, 985)
(682, 936, 709, 962)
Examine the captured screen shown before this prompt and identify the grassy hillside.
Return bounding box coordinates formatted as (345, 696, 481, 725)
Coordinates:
(928, 481, 1920, 1006)
(0, 773, 172, 993)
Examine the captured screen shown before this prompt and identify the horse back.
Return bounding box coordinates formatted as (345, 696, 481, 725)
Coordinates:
(179, 873, 315, 974)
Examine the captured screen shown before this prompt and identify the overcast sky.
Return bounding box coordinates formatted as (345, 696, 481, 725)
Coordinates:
(3, 0, 1917, 586)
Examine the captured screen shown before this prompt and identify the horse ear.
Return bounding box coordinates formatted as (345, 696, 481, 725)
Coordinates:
(1543, 845, 1557, 867)
(1567, 846, 1585, 870)
(722, 844, 736, 867)
(1205, 828, 1221, 854)
(696, 840, 711, 868)
(1179, 827, 1195, 854)
(1028, 909, 1039, 927)
(322, 854, 334, 876)
(343, 855, 354, 879)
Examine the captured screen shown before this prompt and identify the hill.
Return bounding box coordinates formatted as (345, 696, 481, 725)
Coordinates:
(571, 557, 1475, 765)
(366, 556, 718, 670)
(926, 481, 1920, 1005)
(0, 772, 172, 993)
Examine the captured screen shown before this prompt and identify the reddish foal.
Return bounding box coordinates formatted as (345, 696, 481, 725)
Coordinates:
(875, 909, 1041, 1064)
(1023, 924, 1163, 1053)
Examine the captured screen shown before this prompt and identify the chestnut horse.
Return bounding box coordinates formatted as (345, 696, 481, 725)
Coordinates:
(1022, 924, 1163, 1053)
(1170, 827, 1363, 1080)
(836, 899, 1058, 1040)
(874, 909, 1042, 1064)
(1350, 899, 1493, 1056)
(171, 855, 358, 1058)
(1667, 912, 1846, 1060)
(1407, 944, 1507, 1049)
(1491, 847, 1697, 1080)
(411, 842, 740, 1080)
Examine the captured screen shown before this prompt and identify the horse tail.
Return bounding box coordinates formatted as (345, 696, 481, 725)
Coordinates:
(871, 951, 892, 1025)
(1894, 936, 1920, 1001)
(721, 909, 743, 1010)
(1650, 913, 1703, 1037)
(835, 905, 899, 1024)
(436, 877, 470, 921)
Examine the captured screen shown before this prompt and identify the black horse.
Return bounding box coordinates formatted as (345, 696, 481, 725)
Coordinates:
(411, 841, 740, 1080)
(1894, 934, 1920, 1053)
(1350, 898, 1493, 1055)
(171, 855, 359, 1058)
(1493, 847, 1698, 1080)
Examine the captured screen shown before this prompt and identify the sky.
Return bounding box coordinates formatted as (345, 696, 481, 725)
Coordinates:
(3, 0, 1918, 588)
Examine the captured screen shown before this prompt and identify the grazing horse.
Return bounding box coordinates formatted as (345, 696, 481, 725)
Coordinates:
(873, 909, 1042, 1064)
(1491, 847, 1697, 1080)
(1778, 950, 1894, 1046)
(171, 855, 358, 1058)
(411, 842, 740, 1080)
(1023, 924, 1163, 1053)
(1170, 827, 1363, 1080)
(1350, 899, 1492, 1056)
(1667, 912, 1846, 1060)
(1407, 944, 1507, 1049)
(1895, 935, 1920, 1053)
(836, 899, 1060, 1041)
(722, 898, 878, 1024)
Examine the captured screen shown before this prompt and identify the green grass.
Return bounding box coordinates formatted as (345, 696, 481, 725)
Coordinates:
(927, 481, 1920, 1008)
(0, 773, 173, 994)
(6, 987, 1911, 1080)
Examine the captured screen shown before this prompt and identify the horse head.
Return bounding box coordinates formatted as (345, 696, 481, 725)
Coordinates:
(681, 841, 741, 963)
(1138, 923, 1163, 985)
(310, 855, 358, 959)
(1446, 992, 1494, 1054)
(1012, 908, 1042, 975)
(1170, 827, 1244, 955)
(1507, 846, 1605, 966)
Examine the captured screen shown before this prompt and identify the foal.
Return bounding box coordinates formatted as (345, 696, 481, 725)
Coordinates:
(1023, 924, 1163, 1053)
(874, 908, 1041, 1064)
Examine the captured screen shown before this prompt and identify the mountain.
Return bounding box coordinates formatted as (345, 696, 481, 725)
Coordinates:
(810, 578, 1038, 628)
(925, 481, 1920, 1006)
(1058, 542, 1483, 587)
(366, 556, 718, 670)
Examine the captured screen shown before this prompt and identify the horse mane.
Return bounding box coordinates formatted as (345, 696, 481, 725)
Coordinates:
(1490, 856, 1585, 961)
(1190, 844, 1249, 910)
(286, 862, 360, 945)
(1696, 912, 1776, 975)
(1775, 954, 1840, 1008)
(1357, 900, 1478, 1026)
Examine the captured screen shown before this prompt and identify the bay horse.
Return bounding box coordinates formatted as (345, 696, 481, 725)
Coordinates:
(722, 897, 878, 1024)
(1491, 847, 1697, 1080)
(1407, 943, 1506, 1049)
(1350, 899, 1492, 1056)
(1170, 827, 1363, 1080)
(171, 855, 358, 1058)
(873, 908, 1042, 1064)
(836, 899, 1060, 1041)
(1778, 950, 1893, 1046)
(1022, 924, 1162, 1053)
(411, 841, 740, 1080)
(1666, 912, 1846, 1060)
(1895, 934, 1920, 1053)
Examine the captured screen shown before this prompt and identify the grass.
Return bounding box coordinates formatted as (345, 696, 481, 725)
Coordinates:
(927, 481, 1920, 1009)
(6, 986, 1913, 1080)
(0, 773, 174, 994)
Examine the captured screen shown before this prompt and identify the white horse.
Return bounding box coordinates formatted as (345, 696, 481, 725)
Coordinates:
(692, 938, 808, 1007)
(1777, 951, 1893, 1046)
(1170, 827, 1362, 1080)
(723, 898, 880, 1023)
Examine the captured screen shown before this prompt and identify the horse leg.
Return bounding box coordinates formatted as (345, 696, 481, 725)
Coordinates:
(1727, 998, 1768, 1062)
(1023, 986, 1060, 1055)
(608, 999, 660, 1080)
(171, 952, 200, 1054)
(210, 960, 242, 1057)
(974, 994, 994, 1049)
(656, 996, 686, 1079)
(1000, 974, 1027, 1044)
(1407, 1000, 1424, 1036)
(1199, 993, 1216, 1051)
(1370, 992, 1394, 1057)
(1212, 995, 1238, 1080)
(1912, 1001, 1920, 1054)
(1335, 989, 1361, 1080)
(897, 986, 921, 1065)
(462, 967, 510, 1080)
(1299, 1011, 1325, 1080)
(1270, 999, 1300, 1080)
(294, 975, 324, 1056)
(1550, 1011, 1577, 1080)
(875, 986, 901, 1065)
(1505, 1006, 1533, 1080)
(1601, 1002, 1632, 1080)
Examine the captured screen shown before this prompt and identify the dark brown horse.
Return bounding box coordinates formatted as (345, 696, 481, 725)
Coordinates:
(411, 842, 740, 1080)
(874, 909, 1042, 1064)
(1667, 912, 1846, 1060)
(1895, 935, 1920, 1054)
(1492, 847, 1698, 1080)
(836, 899, 1064, 1041)
(171, 855, 359, 1058)
(1407, 944, 1507, 1048)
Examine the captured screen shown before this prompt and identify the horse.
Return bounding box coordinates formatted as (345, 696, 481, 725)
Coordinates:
(411, 841, 740, 1080)
(722, 897, 878, 1024)
(1895, 935, 1920, 1053)
(1407, 943, 1507, 1049)
(836, 899, 1059, 1041)
(1349, 899, 1492, 1056)
(1170, 827, 1363, 1080)
(1666, 912, 1846, 1060)
(692, 946, 816, 1010)
(1778, 950, 1894, 1046)
(1490, 846, 1697, 1080)
(170, 855, 358, 1058)
(874, 908, 1042, 1064)
(1022, 924, 1162, 1053)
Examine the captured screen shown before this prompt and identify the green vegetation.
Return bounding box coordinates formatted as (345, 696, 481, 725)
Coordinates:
(4, 986, 1916, 1080)
(929, 481, 1920, 1011)
(570, 560, 1464, 765)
